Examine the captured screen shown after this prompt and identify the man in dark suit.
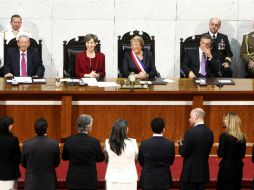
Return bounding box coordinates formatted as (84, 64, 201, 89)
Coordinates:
(206, 17, 233, 77)
(178, 108, 214, 190)
(139, 118, 175, 190)
(21, 118, 60, 190)
(62, 114, 105, 190)
(181, 34, 219, 78)
(3, 34, 45, 78)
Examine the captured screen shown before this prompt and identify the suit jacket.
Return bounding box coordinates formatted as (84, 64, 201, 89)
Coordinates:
(138, 136, 175, 190)
(75, 51, 105, 78)
(179, 124, 214, 183)
(122, 50, 157, 78)
(217, 132, 246, 168)
(21, 136, 60, 190)
(3, 48, 45, 77)
(206, 32, 233, 64)
(62, 133, 105, 189)
(181, 48, 219, 78)
(0, 134, 21, 180)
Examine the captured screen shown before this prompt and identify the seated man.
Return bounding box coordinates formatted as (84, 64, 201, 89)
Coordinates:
(3, 34, 45, 78)
(181, 34, 219, 78)
(240, 25, 254, 77)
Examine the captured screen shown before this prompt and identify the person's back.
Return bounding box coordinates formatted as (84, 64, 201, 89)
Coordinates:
(62, 114, 104, 190)
(21, 118, 60, 190)
(179, 108, 214, 190)
(105, 138, 138, 183)
(139, 118, 175, 190)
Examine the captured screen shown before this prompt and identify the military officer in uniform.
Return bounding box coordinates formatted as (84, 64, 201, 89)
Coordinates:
(206, 17, 233, 77)
(0, 15, 31, 68)
(240, 30, 254, 77)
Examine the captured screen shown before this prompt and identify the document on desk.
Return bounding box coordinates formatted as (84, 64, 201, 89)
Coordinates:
(97, 82, 118, 87)
(81, 78, 98, 86)
(33, 78, 47, 83)
(14, 77, 33, 83)
(60, 78, 80, 83)
(163, 79, 175, 83)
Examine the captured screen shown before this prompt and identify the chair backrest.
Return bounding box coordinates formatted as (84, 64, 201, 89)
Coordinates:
(180, 35, 201, 77)
(63, 36, 101, 78)
(117, 30, 155, 77)
(4, 38, 42, 63)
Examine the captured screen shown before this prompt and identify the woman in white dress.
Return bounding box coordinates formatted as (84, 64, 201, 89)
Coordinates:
(0, 116, 21, 190)
(104, 119, 138, 190)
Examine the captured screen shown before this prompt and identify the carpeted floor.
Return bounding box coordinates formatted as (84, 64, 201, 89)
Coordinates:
(18, 155, 254, 189)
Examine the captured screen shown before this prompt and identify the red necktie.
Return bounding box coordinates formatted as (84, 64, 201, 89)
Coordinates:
(21, 53, 27, 77)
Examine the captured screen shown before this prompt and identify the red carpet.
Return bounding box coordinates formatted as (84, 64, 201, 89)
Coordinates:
(19, 156, 254, 188)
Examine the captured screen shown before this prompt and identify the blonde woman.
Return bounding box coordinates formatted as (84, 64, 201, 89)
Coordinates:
(217, 112, 246, 190)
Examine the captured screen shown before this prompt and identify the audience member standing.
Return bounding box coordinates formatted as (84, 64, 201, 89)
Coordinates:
(104, 119, 138, 190)
(179, 108, 214, 190)
(21, 118, 60, 190)
(139, 118, 175, 190)
(62, 114, 105, 190)
(0, 116, 21, 190)
(216, 112, 246, 190)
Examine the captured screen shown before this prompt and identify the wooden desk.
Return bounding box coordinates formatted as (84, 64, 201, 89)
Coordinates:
(0, 78, 254, 147)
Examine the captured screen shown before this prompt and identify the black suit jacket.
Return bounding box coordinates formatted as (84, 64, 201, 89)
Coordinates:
(21, 136, 60, 190)
(62, 133, 105, 189)
(179, 124, 214, 183)
(0, 134, 21, 180)
(217, 132, 246, 168)
(139, 136, 175, 190)
(122, 50, 157, 78)
(181, 48, 219, 78)
(3, 48, 45, 77)
(206, 32, 233, 63)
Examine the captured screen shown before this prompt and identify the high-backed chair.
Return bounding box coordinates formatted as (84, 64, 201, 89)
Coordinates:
(180, 35, 201, 78)
(117, 30, 159, 77)
(63, 36, 101, 78)
(4, 38, 42, 62)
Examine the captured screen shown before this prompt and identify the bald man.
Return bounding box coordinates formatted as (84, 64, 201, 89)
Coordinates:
(178, 108, 214, 190)
(205, 17, 233, 77)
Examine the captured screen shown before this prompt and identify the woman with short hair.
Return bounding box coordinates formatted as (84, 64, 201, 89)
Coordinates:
(75, 34, 105, 78)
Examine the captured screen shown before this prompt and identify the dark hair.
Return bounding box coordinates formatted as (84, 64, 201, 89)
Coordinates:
(109, 119, 128, 155)
(151, 118, 165, 134)
(84, 34, 98, 43)
(34, 118, 48, 136)
(200, 33, 212, 41)
(11, 14, 22, 22)
(0, 116, 14, 135)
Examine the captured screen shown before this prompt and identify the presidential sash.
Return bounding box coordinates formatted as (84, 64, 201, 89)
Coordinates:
(130, 50, 145, 72)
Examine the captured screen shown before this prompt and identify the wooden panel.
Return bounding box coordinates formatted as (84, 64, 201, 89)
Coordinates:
(72, 105, 192, 142)
(60, 96, 72, 140)
(0, 105, 60, 142)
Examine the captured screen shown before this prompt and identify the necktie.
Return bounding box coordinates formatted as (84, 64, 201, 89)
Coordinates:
(200, 52, 206, 76)
(21, 53, 27, 77)
(212, 34, 216, 39)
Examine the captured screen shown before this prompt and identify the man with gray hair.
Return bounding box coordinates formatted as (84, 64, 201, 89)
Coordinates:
(3, 34, 45, 78)
(178, 108, 214, 190)
(62, 114, 105, 190)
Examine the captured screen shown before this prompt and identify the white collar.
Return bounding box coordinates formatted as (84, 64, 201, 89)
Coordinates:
(153, 134, 163, 137)
(194, 122, 204, 127)
(209, 31, 218, 38)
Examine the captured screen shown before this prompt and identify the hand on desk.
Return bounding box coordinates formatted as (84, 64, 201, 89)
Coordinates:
(4, 73, 13, 78)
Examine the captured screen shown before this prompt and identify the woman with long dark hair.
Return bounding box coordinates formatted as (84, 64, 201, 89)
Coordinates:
(0, 116, 21, 190)
(217, 112, 246, 190)
(104, 119, 138, 190)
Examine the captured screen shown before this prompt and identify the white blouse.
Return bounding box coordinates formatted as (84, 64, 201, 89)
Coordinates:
(105, 138, 138, 183)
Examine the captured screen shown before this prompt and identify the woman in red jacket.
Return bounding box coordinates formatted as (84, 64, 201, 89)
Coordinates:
(75, 34, 105, 78)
